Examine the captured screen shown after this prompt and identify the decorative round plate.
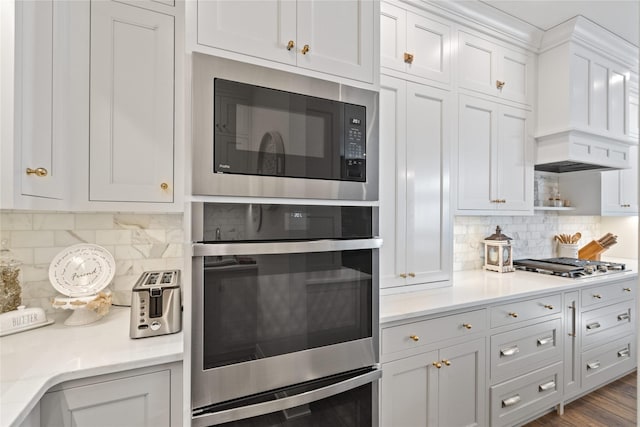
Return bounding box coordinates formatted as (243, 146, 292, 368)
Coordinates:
(48, 244, 115, 297)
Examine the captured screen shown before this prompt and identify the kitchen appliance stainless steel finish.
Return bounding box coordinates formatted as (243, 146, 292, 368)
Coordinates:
(191, 202, 381, 425)
(513, 258, 626, 279)
(192, 53, 379, 201)
(130, 270, 182, 338)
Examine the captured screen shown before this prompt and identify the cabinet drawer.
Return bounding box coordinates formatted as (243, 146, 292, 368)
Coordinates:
(490, 362, 563, 427)
(582, 300, 633, 349)
(382, 309, 486, 356)
(490, 318, 562, 384)
(581, 280, 635, 308)
(582, 335, 636, 391)
(490, 294, 561, 328)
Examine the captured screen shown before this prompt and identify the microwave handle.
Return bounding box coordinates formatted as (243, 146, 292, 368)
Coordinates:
(193, 237, 383, 257)
(191, 368, 382, 426)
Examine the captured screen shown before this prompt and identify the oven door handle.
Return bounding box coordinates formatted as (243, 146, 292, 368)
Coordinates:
(192, 368, 382, 426)
(193, 237, 383, 257)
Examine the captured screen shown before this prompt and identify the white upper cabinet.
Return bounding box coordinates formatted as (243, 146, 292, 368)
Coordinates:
(537, 16, 638, 144)
(601, 145, 638, 215)
(89, 0, 175, 203)
(458, 31, 533, 105)
(380, 1, 451, 86)
(457, 95, 533, 214)
(192, 0, 376, 85)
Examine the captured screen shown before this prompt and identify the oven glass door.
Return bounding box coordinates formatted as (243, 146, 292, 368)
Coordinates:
(214, 78, 366, 181)
(203, 249, 372, 370)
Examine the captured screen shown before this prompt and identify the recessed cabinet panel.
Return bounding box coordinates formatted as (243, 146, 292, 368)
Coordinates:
(591, 62, 609, 131)
(570, 54, 590, 127)
(406, 13, 450, 84)
(497, 107, 530, 211)
(380, 2, 405, 73)
(609, 71, 626, 135)
(500, 49, 529, 104)
(90, 1, 174, 202)
(459, 33, 494, 91)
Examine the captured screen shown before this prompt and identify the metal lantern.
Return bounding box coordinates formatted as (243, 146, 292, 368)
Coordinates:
(483, 226, 514, 273)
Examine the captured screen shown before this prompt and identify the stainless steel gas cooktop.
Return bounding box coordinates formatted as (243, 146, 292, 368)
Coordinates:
(513, 257, 626, 279)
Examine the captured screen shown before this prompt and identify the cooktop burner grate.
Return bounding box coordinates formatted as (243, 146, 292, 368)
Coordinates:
(513, 258, 626, 279)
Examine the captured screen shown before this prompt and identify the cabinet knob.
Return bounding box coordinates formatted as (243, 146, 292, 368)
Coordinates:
(409, 335, 420, 342)
(408, 272, 416, 277)
(26, 167, 48, 177)
(496, 80, 506, 89)
(399, 273, 407, 278)
(301, 44, 310, 55)
(286, 40, 295, 51)
(160, 182, 169, 190)
(623, 288, 632, 292)
(441, 359, 451, 366)
(432, 361, 442, 369)
(508, 312, 518, 318)
(500, 199, 506, 203)
(544, 304, 554, 310)
(592, 294, 602, 299)
(462, 323, 472, 330)
(404, 52, 414, 64)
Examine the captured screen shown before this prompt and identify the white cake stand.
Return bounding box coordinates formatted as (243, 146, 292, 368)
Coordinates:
(52, 290, 112, 326)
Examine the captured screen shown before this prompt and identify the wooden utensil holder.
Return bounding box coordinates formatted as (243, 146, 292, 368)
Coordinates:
(578, 240, 605, 261)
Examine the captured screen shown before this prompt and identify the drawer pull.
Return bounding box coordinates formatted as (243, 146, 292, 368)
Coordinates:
(508, 312, 518, 318)
(586, 322, 601, 330)
(502, 395, 521, 408)
(587, 361, 600, 370)
(543, 304, 554, 310)
(500, 346, 520, 357)
(617, 313, 630, 321)
(618, 348, 630, 358)
(432, 361, 442, 369)
(441, 359, 451, 366)
(592, 294, 602, 299)
(623, 287, 632, 292)
(538, 380, 556, 392)
(537, 336, 554, 346)
(408, 272, 416, 278)
(409, 335, 420, 342)
(399, 273, 407, 278)
(462, 323, 473, 330)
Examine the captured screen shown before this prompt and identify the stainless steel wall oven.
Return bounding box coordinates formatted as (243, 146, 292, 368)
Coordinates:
(192, 54, 379, 201)
(191, 202, 381, 426)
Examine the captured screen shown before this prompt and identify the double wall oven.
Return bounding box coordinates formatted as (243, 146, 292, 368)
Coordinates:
(191, 203, 382, 426)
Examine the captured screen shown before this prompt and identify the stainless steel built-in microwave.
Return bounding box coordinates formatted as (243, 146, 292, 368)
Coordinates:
(192, 53, 379, 201)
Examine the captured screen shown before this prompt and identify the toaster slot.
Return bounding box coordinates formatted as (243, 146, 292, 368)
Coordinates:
(146, 272, 160, 286)
(149, 288, 163, 318)
(161, 272, 174, 284)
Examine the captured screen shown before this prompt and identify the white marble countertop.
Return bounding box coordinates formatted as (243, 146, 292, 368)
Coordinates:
(381, 258, 638, 324)
(0, 306, 183, 427)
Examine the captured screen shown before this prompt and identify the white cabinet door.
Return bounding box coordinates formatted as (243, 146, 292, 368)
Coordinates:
(15, 0, 67, 199)
(601, 145, 638, 215)
(498, 46, 531, 106)
(89, 0, 174, 203)
(379, 75, 451, 290)
(196, 0, 296, 66)
(297, 0, 374, 82)
(381, 350, 439, 427)
(380, 2, 451, 85)
(457, 95, 532, 213)
(40, 370, 171, 427)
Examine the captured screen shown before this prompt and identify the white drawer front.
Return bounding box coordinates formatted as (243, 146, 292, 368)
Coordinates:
(490, 318, 562, 384)
(490, 294, 562, 328)
(581, 280, 635, 308)
(490, 362, 563, 427)
(382, 309, 486, 356)
(582, 301, 633, 349)
(582, 334, 636, 391)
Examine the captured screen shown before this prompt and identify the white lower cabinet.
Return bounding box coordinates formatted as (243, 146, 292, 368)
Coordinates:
(39, 363, 182, 427)
(381, 310, 487, 426)
(379, 74, 452, 290)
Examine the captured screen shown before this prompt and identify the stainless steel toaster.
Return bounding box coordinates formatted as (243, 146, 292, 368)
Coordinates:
(130, 270, 181, 339)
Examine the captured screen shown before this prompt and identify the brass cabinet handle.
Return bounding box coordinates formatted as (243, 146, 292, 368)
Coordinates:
(408, 272, 415, 277)
(496, 80, 506, 89)
(286, 40, 295, 51)
(462, 323, 472, 330)
(490, 199, 499, 203)
(544, 304, 554, 310)
(160, 182, 169, 190)
(26, 167, 48, 177)
(432, 361, 442, 369)
(621, 204, 631, 208)
(409, 335, 420, 342)
(593, 294, 602, 299)
(500, 199, 506, 203)
(399, 273, 407, 278)
(508, 312, 518, 318)
(404, 52, 414, 64)
(441, 359, 451, 366)
(623, 288, 632, 292)
(301, 44, 310, 55)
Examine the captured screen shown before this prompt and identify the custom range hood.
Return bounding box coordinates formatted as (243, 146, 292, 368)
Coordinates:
(535, 16, 639, 173)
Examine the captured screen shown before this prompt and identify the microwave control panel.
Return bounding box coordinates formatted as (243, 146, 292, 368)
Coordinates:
(343, 105, 366, 181)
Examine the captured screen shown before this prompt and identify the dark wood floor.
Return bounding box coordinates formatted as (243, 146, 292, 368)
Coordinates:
(523, 371, 637, 426)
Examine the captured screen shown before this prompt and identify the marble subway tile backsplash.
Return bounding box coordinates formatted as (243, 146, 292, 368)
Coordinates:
(0, 211, 184, 313)
(454, 213, 601, 271)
